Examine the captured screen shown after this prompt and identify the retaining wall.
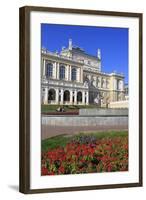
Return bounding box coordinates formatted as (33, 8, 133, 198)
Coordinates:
(42, 115, 128, 127)
(79, 108, 128, 116)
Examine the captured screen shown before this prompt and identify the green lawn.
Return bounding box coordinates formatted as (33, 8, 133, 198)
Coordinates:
(41, 104, 100, 113)
(41, 131, 128, 152)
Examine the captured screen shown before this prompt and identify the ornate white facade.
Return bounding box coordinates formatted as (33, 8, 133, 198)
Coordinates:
(41, 39, 125, 106)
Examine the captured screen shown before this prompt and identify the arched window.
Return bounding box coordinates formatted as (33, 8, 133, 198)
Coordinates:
(77, 91, 82, 102)
(47, 63, 53, 77)
(64, 90, 70, 101)
(48, 89, 56, 101)
(71, 68, 77, 81)
(59, 65, 65, 80)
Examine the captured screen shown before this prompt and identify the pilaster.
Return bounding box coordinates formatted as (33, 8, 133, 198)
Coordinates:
(80, 67, 83, 83)
(43, 59, 46, 77)
(53, 62, 57, 79)
(98, 77, 102, 88)
(60, 89, 64, 104)
(77, 68, 80, 82)
(70, 90, 73, 104)
(74, 90, 77, 105)
(113, 78, 117, 90)
(55, 88, 59, 104)
(69, 65, 71, 81)
(66, 65, 69, 81)
(56, 63, 59, 79)
(82, 91, 85, 104)
(86, 91, 89, 105)
(44, 87, 48, 104)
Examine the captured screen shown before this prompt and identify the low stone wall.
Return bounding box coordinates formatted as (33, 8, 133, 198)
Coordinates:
(79, 108, 128, 116)
(42, 115, 128, 127)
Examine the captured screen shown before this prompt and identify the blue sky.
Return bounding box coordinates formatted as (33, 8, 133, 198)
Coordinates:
(41, 24, 128, 83)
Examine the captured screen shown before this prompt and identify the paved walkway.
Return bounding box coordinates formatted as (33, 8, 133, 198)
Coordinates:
(41, 125, 128, 140)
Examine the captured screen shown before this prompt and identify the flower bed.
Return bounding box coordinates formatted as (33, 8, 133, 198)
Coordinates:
(41, 135, 128, 175)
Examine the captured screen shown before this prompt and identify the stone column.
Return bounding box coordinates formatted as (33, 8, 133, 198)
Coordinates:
(65, 65, 68, 80)
(60, 88, 64, 104)
(80, 67, 83, 83)
(113, 79, 117, 90)
(77, 68, 80, 82)
(96, 77, 99, 88)
(56, 63, 60, 79)
(68, 65, 70, 81)
(66, 65, 69, 81)
(106, 79, 109, 89)
(86, 91, 89, 105)
(53, 62, 57, 79)
(102, 78, 104, 88)
(74, 90, 77, 105)
(105, 78, 107, 89)
(82, 91, 85, 105)
(79, 68, 81, 83)
(44, 87, 48, 104)
(55, 88, 59, 105)
(43, 59, 46, 77)
(70, 90, 73, 105)
(99, 77, 102, 88)
(93, 76, 97, 87)
(69, 65, 72, 81)
(120, 80, 124, 91)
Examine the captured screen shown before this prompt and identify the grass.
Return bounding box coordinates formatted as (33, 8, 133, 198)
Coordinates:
(41, 134, 71, 152)
(41, 104, 100, 113)
(41, 131, 128, 152)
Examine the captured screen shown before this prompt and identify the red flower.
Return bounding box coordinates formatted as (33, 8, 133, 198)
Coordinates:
(41, 167, 48, 175)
